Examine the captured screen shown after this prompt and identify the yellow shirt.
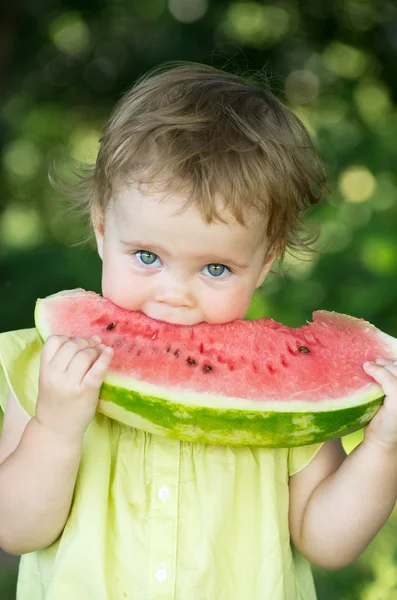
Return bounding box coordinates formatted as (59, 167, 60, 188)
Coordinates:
(0, 328, 323, 600)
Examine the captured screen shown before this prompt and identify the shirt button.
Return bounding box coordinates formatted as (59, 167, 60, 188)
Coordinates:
(155, 568, 168, 583)
(158, 486, 170, 503)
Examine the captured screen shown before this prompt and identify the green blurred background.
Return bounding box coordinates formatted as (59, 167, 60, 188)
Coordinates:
(1, 0, 397, 598)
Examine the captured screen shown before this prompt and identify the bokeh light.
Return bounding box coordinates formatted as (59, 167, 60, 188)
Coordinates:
(221, 3, 297, 48)
(360, 237, 397, 275)
(48, 12, 91, 56)
(323, 42, 370, 79)
(354, 79, 392, 123)
(168, 0, 208, 23)
(0, 204, 44, 249)
(69, 128, 100, 163)
(338, 166, 376, 203)
(285, 70, 319, 105)
(341, 0, 378, 32)
(3, 140, 42, 180)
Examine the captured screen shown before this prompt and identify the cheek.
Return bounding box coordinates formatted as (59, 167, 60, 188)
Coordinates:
(101, 253, 148, 309)
(204, 285, 253, 323)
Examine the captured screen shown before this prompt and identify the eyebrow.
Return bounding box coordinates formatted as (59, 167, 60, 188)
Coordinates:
(120, 240, 249, 269)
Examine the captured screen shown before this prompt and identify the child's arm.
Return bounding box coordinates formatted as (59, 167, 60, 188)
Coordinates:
(0, 335, 113, 555)
(0, 391, 85, 554)
(289, 358, 397, 570)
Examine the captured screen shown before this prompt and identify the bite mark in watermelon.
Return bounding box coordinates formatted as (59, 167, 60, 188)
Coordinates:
(34, 289, 397, 447)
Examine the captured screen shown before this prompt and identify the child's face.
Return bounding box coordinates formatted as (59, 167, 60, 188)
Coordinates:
(93, 184, 276, 325)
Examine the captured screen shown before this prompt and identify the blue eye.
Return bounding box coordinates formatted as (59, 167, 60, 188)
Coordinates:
(203, 264, 230, 278)
(136, 251, 160, 266)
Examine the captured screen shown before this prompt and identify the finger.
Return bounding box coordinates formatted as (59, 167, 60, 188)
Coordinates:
(374, 357, 395, 366)
(363, 362, 397, 396)
(41, 335, 71, 363)
(82, 346, 114, 389)
(49, 337, 102, 371)
(66, 346, 103, 383)
(385, 363, 397, 376)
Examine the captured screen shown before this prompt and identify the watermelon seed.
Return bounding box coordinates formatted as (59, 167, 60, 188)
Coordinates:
(280, 355, 288, 367)
(203, 364, 212, 372)
(267, 364, 276, 374)
(252, 362, 258, 373)
(286, 343, 295, 355)
(166, 347, 171, 353)
(186, 357, 196, 366)
(199, 342, 204, 353)
(151, 331, 158, 340)
(174, 350, 180, 357)
(298, 346, 310, 354)
(106, 322, 116, 331)
(116, 339, 122, 346)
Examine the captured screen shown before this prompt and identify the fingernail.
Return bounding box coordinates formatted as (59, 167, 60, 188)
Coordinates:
(92, 335, 101, 342)
(104, 346, 113, 354)
(364, 361, 374, 367)
(98, 343, 106, 349)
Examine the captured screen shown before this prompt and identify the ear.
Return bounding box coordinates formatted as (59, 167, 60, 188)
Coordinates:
(91, 206, 105, 261)
(255, 251, 277, 289)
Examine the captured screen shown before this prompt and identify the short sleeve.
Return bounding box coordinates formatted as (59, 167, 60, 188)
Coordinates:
(288, 442, 324, 476)
(0, 328, 42, 419)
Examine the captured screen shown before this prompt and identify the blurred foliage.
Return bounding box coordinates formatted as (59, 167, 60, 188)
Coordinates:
(1, 0, 397, 598)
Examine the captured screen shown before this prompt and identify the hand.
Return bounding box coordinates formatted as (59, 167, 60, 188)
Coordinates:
(363, 358, 397, 450)
(35, 335, 114, 442)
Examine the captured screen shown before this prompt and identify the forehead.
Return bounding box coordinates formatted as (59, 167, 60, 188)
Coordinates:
(109, 184, 267, 251)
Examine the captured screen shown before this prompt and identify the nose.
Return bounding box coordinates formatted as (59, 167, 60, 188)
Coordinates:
(154, 271, 193, 308)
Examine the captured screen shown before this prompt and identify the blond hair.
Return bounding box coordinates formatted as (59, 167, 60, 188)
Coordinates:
(57, 61, 326, 264)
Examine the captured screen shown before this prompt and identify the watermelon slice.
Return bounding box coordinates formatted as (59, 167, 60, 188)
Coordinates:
(34, 289, 397, 447)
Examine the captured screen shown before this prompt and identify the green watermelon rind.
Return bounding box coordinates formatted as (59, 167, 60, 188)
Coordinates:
(96, 380, 384, 447)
